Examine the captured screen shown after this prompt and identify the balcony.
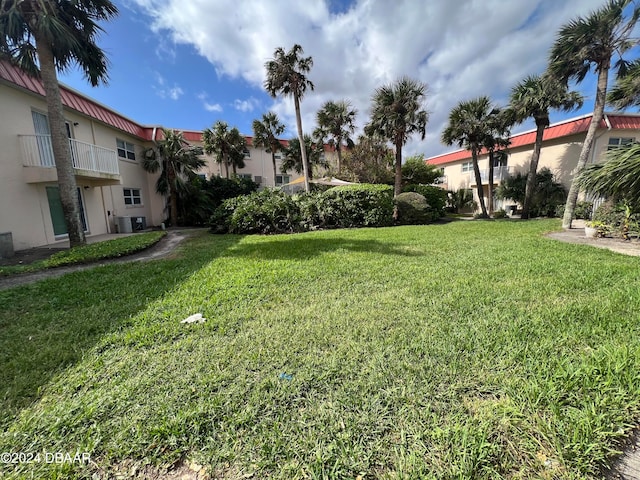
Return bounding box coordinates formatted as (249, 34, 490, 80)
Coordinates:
(19, 135, 121, 185)
(470, 166, 512, 186)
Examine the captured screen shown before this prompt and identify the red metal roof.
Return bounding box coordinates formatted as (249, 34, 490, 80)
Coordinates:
(426, 113, 640, 166)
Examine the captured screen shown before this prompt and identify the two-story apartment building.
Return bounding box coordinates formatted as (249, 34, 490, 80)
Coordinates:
(425, 113, 640, 212)
(0, 60, 320, 253)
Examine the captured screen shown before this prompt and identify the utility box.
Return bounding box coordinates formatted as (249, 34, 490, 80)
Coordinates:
(131, 216, 147, 231)
(116, 216, 133, 234)
(0, 232, 14, 258)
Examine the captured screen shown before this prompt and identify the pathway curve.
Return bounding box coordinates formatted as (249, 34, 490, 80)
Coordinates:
(0, 231, 189, 291)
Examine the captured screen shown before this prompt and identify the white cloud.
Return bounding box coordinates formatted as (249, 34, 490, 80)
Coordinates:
(132, 0, 606, 157)
(204, 102, 223, 113)
(153, 71, 184, 100)
(233, 97, 260, 112)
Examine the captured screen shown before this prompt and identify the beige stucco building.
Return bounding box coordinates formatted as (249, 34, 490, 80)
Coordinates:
(0, 60, 320, 253)
(425, 113, 640, 212)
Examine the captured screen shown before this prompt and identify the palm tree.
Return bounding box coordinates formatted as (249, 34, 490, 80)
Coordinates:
(313, 100, 357, 174)
(509, 75, 583, 219)
(252, 112, 286, 186)
(0, 0, 117, 247)
(481, 108, 513, 216)
(264, 44, 314, 192)
(548, 0, 640, 229)
(441, 96, 497, 218)
(202, 121, 246, 179)
(608, 59, 640, 109)
(280, 135, 326, 179)
(365, 77, 428, 201)
(142, 129, 205, 227)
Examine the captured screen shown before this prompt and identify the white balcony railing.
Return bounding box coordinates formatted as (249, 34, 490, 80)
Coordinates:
(19, 134, 120, 176)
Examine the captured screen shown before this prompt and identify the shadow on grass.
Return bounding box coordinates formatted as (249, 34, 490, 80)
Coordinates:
(0, 232, 240, 428)
(222, 235, 425, 260)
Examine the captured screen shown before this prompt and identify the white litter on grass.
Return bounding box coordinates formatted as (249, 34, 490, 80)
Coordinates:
(180, 313, 206, 324)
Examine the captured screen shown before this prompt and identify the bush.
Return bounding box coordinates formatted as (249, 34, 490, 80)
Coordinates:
(593, 200, 640, 239)
(446, 188, 475, 213)
(493, 209, 507, 219)
(210, 184, 394, 234)
(403, 184, 446, 218)
(395, 192, 433, 225)
(496, 168, 566, 217)
(320, 184, 394, 228)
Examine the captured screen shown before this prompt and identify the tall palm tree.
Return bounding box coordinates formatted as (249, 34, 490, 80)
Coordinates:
(142, 129, 205, 227)
(280, 135, 326, 179)
(252, 112, 286, 186)
(509, 75, 583, 219)
(0, 0, 117, 247)
(441, 96, 497, 218)
(202, 121, 246, 179)
(365, 77, 428, 201)
(548, 0, 640, 229)
(481, 108, 513, 215)
(264, 44, 314, 192)
(313, 100, 357, 175)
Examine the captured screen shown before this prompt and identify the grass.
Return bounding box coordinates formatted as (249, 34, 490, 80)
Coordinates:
(0, 231, 166, 276)
(1, 220, 639, 479)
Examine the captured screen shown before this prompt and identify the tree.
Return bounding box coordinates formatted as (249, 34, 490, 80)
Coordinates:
(142, 129, 205, 227)
(365, 76, 429, 205)
(548, 0, 640, 229)
(0, 0, 117, 247)
(441, 96, 497, 218)
(264, 44, 314, 192)
(509, 74, 583, 219)
(280, 135, 326, 179)
(578, 141, 640, 210)
(608, 58, 640, 109)
(340, 135, 394, 184)
(481, 108, 513, 215)
(202, 121, 246, 179)
(496, 167, 567, 217)
(313, 100, 357, 174)
(401, 154, 441, 186)
(252, 112, 286, 187)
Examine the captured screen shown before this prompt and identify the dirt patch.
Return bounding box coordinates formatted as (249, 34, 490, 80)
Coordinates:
(92, 458, 211, 480)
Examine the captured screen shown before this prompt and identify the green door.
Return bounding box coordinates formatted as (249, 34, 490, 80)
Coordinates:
(46, 186, 87, 236)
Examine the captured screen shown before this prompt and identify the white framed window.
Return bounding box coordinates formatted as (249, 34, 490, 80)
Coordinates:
(123, 187, 142, 206)
(117, 139, 136, 160)
(607, 137, 634, 150)
(461, 161, 473, 173)
(237, 173, 252, 180)
(243, 148, 251, 158)
(276, 174, 290, 186)
(274, 153, 282, 160)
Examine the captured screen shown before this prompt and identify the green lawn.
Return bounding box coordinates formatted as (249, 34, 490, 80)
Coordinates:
(1, 220, 639, 479)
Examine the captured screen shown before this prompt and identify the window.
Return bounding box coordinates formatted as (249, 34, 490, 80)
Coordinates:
(493, 153, 508, 168)
(123, 187, 142, 206)
(197, 174, 206, 181)
(274, 153, 282, 160)
(237, 173, 252, 180)
(461, 161, 473, 173)
(607, 137, 634, 150)
(117, 139, 136, 160)
(276, 174, 291, 186)
(243, 148, 250, 158)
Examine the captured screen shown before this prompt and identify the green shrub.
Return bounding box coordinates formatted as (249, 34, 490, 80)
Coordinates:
(321, 184, 394, 228)
(395, 192, 432, 225)
(593, 201, 640, 239)
(493, 209, 508, 219)
(403, 184, 447, 218)
(446, 188, 475, 213)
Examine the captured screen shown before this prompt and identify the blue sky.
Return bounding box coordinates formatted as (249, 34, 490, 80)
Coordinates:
(57, 0, 625, 158)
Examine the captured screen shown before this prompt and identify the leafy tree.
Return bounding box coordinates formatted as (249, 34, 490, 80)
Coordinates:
(313, 100, 357, 174)
(401, 155, 441, 186)
(264, 44, 314, 192)
(441, 96, 497, 218)
(340, 135, 394, 184)
(510, 74, 583, 219)
(281, 135, 326, 179)
(142, 129, 205, 226)
(496, 167, 566, 217)
(0, 0, 117, 246)
(365, 76, 429, 202)
(252, 112, 286, 186)
(578, 141, 640, 211)
(548, 0, 640, 228)
(202, 121, 246, 179)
